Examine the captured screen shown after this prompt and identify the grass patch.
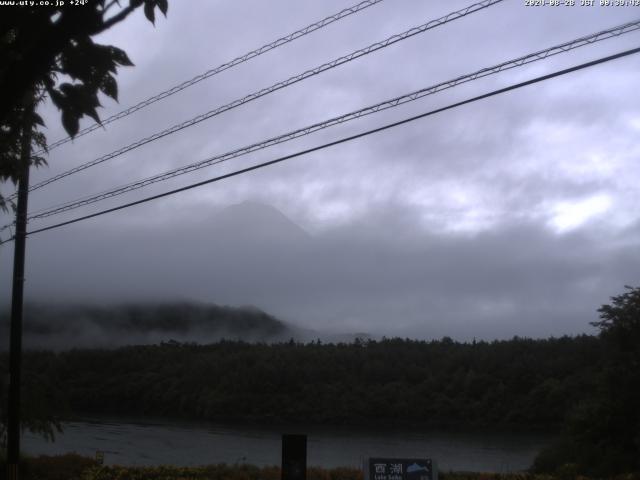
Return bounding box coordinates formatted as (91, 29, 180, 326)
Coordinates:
(2, 455, 638, 479)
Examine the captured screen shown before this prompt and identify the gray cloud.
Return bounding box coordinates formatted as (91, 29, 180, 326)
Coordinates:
(1, 1, 638, 343)
(2, 201, 636, 343)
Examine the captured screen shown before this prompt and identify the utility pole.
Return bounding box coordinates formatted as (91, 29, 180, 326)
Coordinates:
(6, 102, 33, 480)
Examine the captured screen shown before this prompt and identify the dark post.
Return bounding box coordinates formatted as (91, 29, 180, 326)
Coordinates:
(6, 104, 33, 480)
(281, 434, 307, 480)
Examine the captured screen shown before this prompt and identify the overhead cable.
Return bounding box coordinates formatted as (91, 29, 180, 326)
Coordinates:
(39, 0, 386, 154)
(23, 19, 640, 222)
(23, 0, 504, 195)
(4, 45, 635, 242)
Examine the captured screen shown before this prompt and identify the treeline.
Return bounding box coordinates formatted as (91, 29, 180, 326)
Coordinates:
(10, 335, 603, 429)
(0, 302, 292, 350)
(12, 302, 289, 336)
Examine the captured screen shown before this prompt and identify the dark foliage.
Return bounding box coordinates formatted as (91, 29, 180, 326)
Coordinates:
(1, 1, 170, 446)
(0, 336, 602, 430)
(0, 0, 168, 211)
(533, 286, 640, 476)
(12, 454, 98, 480)
(0, 348, 69, 448)
(1, 454, 638, 480)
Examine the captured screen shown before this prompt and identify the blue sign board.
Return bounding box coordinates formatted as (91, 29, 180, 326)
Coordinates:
(367, 458, 436, 480)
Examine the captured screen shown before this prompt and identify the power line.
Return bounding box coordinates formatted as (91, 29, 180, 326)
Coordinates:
(22, 0, 504, 196)
(22, 19, 640, 222)
(6, 45, 636, 242)
(39, 0, 386, 154)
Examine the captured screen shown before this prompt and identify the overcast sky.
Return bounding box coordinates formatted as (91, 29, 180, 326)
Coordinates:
(1, 0, 639, 340)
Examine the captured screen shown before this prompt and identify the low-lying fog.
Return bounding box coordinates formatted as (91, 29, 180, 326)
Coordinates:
(1, 202, 638, 350)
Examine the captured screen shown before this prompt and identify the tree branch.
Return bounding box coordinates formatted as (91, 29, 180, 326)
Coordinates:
(103, 0, 122, 15)
(98, 4, 136, 33)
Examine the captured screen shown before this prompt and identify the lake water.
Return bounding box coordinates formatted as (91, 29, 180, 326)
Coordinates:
(23, 417, 553, 473)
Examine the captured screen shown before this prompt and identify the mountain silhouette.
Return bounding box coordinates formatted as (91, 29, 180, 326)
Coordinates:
(210, 201, 311, 246)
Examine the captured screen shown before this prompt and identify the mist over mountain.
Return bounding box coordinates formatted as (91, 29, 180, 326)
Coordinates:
(0, 302, 297, 350)
(0, 299, 371, 351)
(0, 202, 377, 350)
(2, 200, 634, 341)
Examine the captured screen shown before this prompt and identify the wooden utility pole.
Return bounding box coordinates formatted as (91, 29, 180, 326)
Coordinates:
(6, 103, 33, 480)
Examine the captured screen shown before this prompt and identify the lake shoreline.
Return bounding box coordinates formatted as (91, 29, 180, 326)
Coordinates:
(62, 412, 561, 436)
(23, 416, 554, 472)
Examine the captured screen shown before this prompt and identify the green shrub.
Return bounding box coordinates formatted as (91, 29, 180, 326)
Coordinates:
(2, 456, 637, 480)
(0, 454, 98, 480)
(77, 464, 362, 480)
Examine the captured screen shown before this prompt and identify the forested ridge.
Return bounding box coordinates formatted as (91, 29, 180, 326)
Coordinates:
(0, 303, 292, 349)
(7, 335, 602, 429)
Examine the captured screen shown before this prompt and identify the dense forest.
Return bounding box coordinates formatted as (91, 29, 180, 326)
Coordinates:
(5, 336, 602, 429)
(1, 287, 638, 476)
